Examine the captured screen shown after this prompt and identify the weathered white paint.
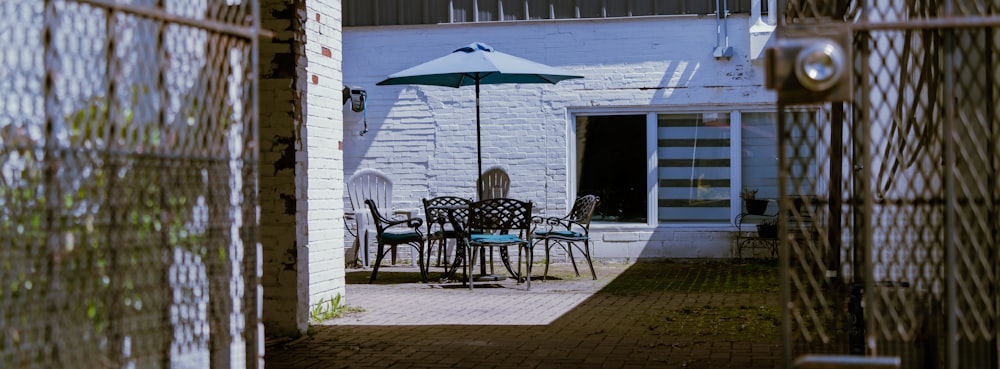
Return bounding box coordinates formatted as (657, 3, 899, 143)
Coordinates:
(342, 15, 777, 260)
(260, 0, 346, 337)
(303, 0, 347, 316)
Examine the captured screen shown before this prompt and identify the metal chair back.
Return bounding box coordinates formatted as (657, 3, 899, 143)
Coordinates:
(534, 194, 600, 280)
(422, 196, 472, 272)
(466, 197, 534, 289)
(363, 199, 427, 283)
(468, 197, 532, 235)
(423, 196, 472, 231)
(567, 194, 600, 231)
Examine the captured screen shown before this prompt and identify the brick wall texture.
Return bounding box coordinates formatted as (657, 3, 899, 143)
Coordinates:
(259, 10, 778, 337)
(260, 0, 345, 337)
(342, 15, 776, 262)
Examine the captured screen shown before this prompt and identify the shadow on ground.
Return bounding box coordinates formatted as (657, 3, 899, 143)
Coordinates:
(266, 260, 782, 369)
(345, 268, 568, 285)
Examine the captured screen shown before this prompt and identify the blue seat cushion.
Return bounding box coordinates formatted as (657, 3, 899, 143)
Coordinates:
(470, 234, 525, 244)
(535, 230, 584, 238)
(381, 231, 421, 242)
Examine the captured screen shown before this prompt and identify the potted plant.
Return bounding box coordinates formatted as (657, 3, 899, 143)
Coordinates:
(741, 187, 768, 215)
(756, 218, 778, 239)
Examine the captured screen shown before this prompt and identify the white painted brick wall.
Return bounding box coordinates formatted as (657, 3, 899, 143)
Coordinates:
(303, 0, 347, 314)
(342, 16, 776, 261)
(260, 0, 346, 338)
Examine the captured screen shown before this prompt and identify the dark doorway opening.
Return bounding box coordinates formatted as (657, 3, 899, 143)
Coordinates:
(576, 115, 647, 223)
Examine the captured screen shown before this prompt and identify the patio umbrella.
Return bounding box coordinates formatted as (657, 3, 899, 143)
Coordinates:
(376, 42, 583, 199)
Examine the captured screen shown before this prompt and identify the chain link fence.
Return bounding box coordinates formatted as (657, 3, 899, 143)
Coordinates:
(777, 1, 999, 368)
(1, 1, 261, 367)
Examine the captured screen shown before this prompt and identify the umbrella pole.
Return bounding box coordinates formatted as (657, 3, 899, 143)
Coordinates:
(474, 79, 492, 278)
(476, 79, 483, 201)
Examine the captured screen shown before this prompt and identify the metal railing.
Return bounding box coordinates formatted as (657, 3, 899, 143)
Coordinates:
(773, 1, 1000, 368)
(0, 1, 261, 368)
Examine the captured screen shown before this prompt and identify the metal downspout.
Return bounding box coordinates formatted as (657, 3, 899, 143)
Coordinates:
(714, 0, 733, 58)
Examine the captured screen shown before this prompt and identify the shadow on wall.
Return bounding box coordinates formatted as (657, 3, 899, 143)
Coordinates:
(590, 228, 736, 259)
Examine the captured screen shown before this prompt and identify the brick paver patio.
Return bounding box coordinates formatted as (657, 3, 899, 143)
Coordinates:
(264, 260, 782, 369)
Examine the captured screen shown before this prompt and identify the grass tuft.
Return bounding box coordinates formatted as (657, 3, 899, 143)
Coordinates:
(309, 294, 364, 323)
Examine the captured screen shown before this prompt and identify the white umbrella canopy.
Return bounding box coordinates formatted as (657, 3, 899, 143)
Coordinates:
(377, 42, 583, 199)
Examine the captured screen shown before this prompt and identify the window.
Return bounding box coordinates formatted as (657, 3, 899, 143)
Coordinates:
(575, 115, 647, 223)
(741, 112, 779, 210)
(573, 110, 780, 225)
(344, 0, 767, 27)
(657, 113, 732, 223)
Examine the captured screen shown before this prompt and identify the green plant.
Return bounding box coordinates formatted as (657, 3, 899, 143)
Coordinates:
(309, 293, 363, 323)
(742, 188, 769, 215)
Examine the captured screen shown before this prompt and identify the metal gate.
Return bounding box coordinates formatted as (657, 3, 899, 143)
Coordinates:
(1, 1, 261, 368)
(770, 1, 999, 368)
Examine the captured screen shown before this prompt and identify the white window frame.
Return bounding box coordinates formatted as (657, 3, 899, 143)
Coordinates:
(568, 106, 777, 228)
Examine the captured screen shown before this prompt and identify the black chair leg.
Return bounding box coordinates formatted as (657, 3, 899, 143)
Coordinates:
(499, 247, 519, 279)
(524, 244, 532, 291)
(443, 245, 465, 281)
(442, 238, 451, 267)
(542, 239, 552, 280)
(566, 242, 581, 277)
(582, 240, 596, 280)
(414, 243, 428, 282)
(369, 245, 388, 283)
(466, 246, 477, 290)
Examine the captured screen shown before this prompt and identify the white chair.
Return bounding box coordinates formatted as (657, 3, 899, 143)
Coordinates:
(346, 169, 415, 268)
(477, 166, 510, 200)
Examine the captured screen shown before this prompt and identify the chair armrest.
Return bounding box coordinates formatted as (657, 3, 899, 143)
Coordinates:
(385, 216, 424, 230)
(540, 216, 571, 227)
(531, 215, 546, 226)
(532, 216, 565, 233)
(535, 216, 589, 234)
(392, 208, 419, 220)
(344, 211, 358, 237)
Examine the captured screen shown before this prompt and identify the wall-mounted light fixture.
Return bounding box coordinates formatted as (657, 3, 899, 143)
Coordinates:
(343, 86, 368, 136)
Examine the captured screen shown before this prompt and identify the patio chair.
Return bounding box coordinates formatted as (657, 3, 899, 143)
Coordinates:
(422, 196, 471, 271)
(533, 195, 600, 280)
(346, 169, 415, 268)
(365, 199, 428, 283)
(464, 198, 534, 290)
(477, 166, 510, 200)
(475, 166, 511, 272)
